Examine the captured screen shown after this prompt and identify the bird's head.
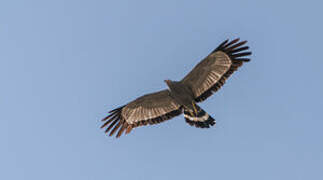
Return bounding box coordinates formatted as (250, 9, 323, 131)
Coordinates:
(164, 79, 172, 87)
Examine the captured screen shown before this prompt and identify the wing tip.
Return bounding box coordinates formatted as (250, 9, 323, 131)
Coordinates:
(214, 38, 252, 61)
(101, 105, 130, 138)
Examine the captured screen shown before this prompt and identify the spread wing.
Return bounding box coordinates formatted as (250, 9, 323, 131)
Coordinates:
(101, 90, 182, 138)
(181, 38, 252, 102)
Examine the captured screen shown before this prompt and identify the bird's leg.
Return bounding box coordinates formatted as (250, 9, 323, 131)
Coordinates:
(189, 110, 195, 117)
(192, 101, 198, 116)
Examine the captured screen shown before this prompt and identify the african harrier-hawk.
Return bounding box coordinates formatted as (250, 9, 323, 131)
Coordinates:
(101, 38, 251, 138)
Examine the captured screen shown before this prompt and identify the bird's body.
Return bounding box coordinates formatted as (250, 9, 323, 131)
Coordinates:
(164, 80, 194, 110)
(164, 80, 213, 125)
(101, 38, 252, 138)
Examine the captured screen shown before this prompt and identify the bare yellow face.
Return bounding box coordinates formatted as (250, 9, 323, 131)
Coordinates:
(164, 79, 171, 86)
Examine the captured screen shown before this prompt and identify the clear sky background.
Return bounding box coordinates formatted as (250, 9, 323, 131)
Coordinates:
(1, 0, 323, 179)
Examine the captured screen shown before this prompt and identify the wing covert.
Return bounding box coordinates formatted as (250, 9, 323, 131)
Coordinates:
(101, 90, 182, 138)
(181, 38, 251, 102)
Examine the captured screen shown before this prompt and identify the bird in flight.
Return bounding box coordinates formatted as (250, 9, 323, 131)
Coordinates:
(101, 38, 251, 138)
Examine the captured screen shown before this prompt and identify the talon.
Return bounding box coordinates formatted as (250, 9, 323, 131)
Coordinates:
(189, 111, 195, 117)
(192, 101, 198, 116)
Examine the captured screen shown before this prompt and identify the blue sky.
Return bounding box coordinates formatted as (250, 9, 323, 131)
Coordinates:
(1, 0, 323, 179)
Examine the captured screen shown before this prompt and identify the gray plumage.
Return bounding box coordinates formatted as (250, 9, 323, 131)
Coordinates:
(164, 80, 195, 110)
(101, 38, 252, 138)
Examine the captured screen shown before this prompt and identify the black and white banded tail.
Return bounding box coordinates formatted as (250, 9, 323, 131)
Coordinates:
(184, 105, 215, 128)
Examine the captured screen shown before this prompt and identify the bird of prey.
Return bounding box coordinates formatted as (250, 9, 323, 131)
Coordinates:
(101, 38, 251, 138)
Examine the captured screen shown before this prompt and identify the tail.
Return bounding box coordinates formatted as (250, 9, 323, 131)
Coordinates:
(183, 105, 215, 128)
